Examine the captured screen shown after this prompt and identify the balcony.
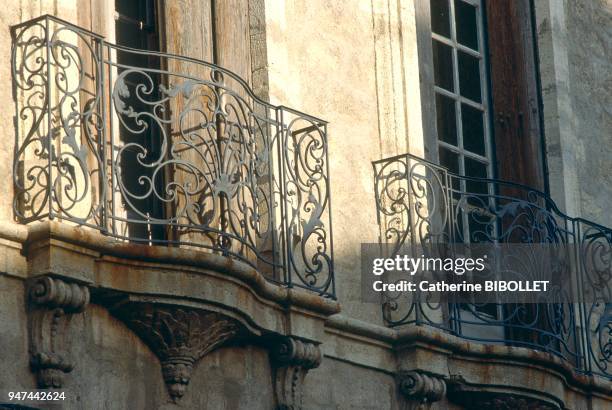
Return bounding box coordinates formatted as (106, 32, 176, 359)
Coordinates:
(11, 15, 334, 297)
(373, 153, 612, 379)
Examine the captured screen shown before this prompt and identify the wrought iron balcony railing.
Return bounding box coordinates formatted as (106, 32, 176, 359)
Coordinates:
(11, 15, 334, 297)
(373, 153, 612, 379)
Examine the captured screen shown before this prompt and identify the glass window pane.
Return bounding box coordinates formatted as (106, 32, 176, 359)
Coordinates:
(431, 0, 451, 38)
(458, 51, 482, 103)
(439, 147, 460, 174)
(461, 104, 485, 155)
(436, 93, 457, 146)
(116, 0, 142, 19)
(433, 39, 454, 92)
(455, 0, 479, 50)
(439, 147, 460, 192)
(465, 157, 489, 196)
(464, 158, 491, 242)
(465, 157, 488, 178)
(453, 205, 465, 243)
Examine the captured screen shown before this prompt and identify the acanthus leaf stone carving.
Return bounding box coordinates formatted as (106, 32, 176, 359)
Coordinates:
(112, 303, 241, 402)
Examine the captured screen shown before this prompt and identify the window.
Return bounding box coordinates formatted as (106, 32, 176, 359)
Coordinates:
(430, 0, 493, 248)
(431, 0, 492, 188)
(428, 0, 546, 192)
(428, 0, 546, 243)
(428, 0, 553, 343)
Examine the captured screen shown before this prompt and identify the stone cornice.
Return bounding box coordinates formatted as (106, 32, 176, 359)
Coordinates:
(0, 220, 29, 243)
(394, 325, 612, 397)
(326, 314, 396, 343)
(2, 220, 611, 402)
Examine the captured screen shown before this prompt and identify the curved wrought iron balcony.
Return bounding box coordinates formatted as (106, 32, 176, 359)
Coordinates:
(11, 15, 334, 297)
(373, 153, 612, 379)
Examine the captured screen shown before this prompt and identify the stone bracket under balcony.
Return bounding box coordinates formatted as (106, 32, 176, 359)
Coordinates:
(27, 275, 90, 389)
(269, 336, 322, 410)
(21, 221, 339, 400)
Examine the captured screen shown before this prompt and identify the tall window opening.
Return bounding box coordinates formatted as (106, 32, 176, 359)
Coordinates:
(114, 0, 165, 241)
(429, 0, 557, 348)
(432, 0, 492, 183)
(430, 0, 546, 192)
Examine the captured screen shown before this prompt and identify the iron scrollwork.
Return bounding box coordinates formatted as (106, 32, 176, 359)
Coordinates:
(580, 223, 612, 376)
(373, 153, 612, 380)
(12, 17, 105, 227)
(12, 15, 334, 297)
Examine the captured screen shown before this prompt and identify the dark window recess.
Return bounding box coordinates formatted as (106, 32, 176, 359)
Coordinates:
(115, 0, 165, 241)
(432, 39, 454, 91)
(465, 158, 489, 208)
(458, 51, 481, 103)
(439, 148, 462, 201)
(465, 158, 488, 188)
(431, 0, 451, 37)
(436, 93, 458, 145)
(461, 104, 485, 155)
(455, 0, 479, 50)
(439, 147, 460, 181)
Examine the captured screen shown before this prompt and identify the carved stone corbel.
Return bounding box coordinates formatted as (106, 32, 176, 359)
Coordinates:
(270, 337, 322, 410)
(28, 276, 90, 388)
(111, 303, 242, 402)
(397, 370, 446, 409)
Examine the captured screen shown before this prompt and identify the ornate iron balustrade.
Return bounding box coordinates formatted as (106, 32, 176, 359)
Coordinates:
(373, 153, 612, 379)
(11, 15, 334, 297)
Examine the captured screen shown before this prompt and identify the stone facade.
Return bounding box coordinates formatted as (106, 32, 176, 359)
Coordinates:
(0, 1, 610, 410)
(535, 0, 612, 226)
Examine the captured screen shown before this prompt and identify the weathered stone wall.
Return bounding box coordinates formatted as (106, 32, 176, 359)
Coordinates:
(564, 0, 612, 226)
(535, 0, 612, 227)
(0, 275, 35, 389)
(0, 2, 66, 221)
(302, 358, 399, 410)
(264, 0, 424, 324)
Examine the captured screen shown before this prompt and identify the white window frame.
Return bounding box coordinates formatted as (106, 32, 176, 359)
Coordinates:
(432, 0, 493, 178)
